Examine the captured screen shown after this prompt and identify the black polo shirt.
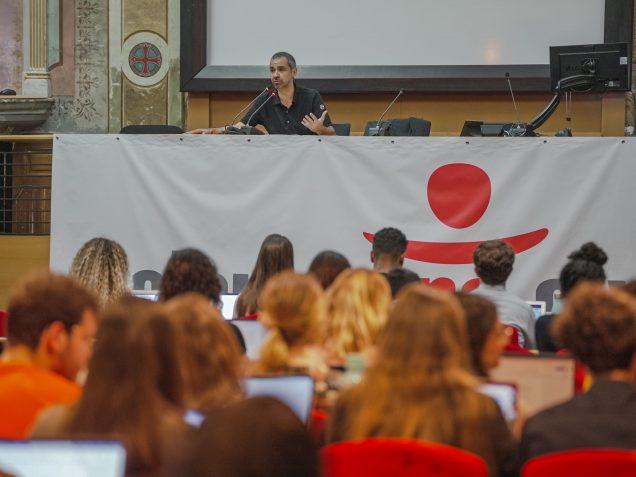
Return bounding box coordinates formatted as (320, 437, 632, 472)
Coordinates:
(241, 84, 332, 135)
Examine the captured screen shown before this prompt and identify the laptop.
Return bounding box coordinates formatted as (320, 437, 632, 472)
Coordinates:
(0, 440, 126, 477)
(131, 291, 158, 302)
(491, 353, 576, 416)
(231, 320, 268, 360)
(220, 294, 238, 320)
(527, 301, 547, 319)
(243, 375, 314, 423)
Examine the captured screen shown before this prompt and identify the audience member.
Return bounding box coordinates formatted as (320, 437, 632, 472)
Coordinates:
(164, 293, 243, 413)
(456, 293, 509, 378)
(0, 273, 98, 438)
(70, 237, 129, 307)
(384, 268, 420, 298)
(536, 242, 607, 352)
(254, 271, 327, 380)
(520, 283, 636, 461)
(323, 269, 391, 367)
(188, 397, 319, 477)
(329, 284, 518, 477)
(308, 250, 350, 290)
(159, 248, 245, 354)
(236, 234, 294, 317)
(32, 298, 191, 476)
(370, 227, 407, 273)
(472, 240, 536, 348)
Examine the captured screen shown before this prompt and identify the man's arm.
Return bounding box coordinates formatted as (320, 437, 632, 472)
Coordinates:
(301, 111, 335, 135)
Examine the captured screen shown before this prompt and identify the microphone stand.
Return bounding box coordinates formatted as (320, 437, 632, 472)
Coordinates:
(369, 89, 404, 136)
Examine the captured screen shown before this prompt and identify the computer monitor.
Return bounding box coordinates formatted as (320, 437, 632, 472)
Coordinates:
(0, 440, 126, 477)
(243, 375, 314, 423)
(549, 42, 630, 92)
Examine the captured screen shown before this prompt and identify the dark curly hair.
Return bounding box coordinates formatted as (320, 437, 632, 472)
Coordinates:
(384, 268, 420, 298)
(554, 282, 636, 374)
(559, 242, 607, 297)
(473, 240, 514, 286)
(159, 249, 222, 306)
(308, 250, 350, 289)
(372, 227, 407, 260)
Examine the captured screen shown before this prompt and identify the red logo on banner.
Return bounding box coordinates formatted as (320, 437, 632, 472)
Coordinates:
(363, 163, 548, 290)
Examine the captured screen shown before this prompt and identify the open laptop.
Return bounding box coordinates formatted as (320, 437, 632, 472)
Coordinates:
(491, 353, 576, 416)
(131, 291, 158, 302)
(526, 301, 547, 319)
(231, 320, 268, 360)
(243, 375, 314, 423)
(0, 440, 126, 477)
(220, 294, 238, 320)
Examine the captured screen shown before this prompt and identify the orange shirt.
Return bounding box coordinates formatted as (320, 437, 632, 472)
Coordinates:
(0, 362, 81, 439)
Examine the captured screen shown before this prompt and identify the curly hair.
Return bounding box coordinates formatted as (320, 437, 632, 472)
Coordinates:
(559, 242, 607, 297)
(372, 227, 407, 259)
(473, 240, 514, 286)
(554, 282, 636, 374)
(70, 237, 129, 307)
(159, 249, 222, 306)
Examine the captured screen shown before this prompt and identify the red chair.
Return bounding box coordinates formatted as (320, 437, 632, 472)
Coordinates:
(0, 310, 7, 338)
(503, 325, 532, 354)
(322, 438, 488, 477)
(522, 449, 636, 477)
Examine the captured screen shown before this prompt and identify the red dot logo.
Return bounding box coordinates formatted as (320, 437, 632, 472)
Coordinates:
(427, 163, 491, 229)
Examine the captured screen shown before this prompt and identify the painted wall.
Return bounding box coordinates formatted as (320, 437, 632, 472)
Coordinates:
(0, 0, 23, 94)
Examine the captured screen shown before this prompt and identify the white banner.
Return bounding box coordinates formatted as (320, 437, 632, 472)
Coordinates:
(51, 135, 636, 309)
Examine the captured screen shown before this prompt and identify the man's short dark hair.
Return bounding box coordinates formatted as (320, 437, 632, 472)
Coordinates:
(159, 248, 222, 306)
(8, 272, 98, 349)
(384, 268, 420, 298)
(473, 240, 515, 286)
(373, 227, 407, 259)
(271, 52, 296, 69)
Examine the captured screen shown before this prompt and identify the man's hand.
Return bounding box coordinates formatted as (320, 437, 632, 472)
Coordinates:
(187, 128, 212, 134)
(301, 111, 335, 135)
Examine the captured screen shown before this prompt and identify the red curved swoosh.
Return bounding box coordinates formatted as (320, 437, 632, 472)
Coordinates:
(363, 228, 548, 265)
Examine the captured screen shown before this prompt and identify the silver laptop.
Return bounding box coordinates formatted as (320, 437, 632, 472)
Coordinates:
(526, 301, 546, 319)
(131, 291, 158, 302)
(220, 294, 238, 320)
(0, 440, 126, 477)
(231, 320, 268, 360)
(243, 375, 314, 423)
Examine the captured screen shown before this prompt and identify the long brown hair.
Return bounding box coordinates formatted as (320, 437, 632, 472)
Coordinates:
(65, 298, 184, 474)
(164, 293, 244, 412)
(340, 284, 500, 464)
(324, 269, 391, 362)
(236, 234, 294, 317)
(258, 271, 324, 372)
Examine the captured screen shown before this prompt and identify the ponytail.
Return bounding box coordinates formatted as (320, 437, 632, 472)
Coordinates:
(259, 328, 290, 372)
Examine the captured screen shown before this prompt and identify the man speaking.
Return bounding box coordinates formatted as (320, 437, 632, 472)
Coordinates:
(190, 52, 335, 136)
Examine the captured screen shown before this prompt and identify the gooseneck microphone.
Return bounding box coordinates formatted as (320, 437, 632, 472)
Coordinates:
(245, 89, 277, 127)
(225, 87, 271, 130)
(370, 89, 404, 136)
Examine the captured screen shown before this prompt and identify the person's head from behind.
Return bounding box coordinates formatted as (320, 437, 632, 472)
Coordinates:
(159, 248, 222, 306)
(70, 237, 129, 307)
(324, 269, 391, 362)
(456, 292, 508, 377)
(308, 250, 350, 289)
(237, 234, 294, 316)
(7, 272, 98, 381)
(259, 271, 324, 372)
(164, 293, 243, 412)
(189, 396, 318, 477)
(270, 52, 297, 90)
(69, 297, 183, 473)
(473, 240, 515, 286)
(559, 242, 607, 298)
(384, 268, 420, 298)
(555, 282, 636, 381)
(370, 227, 407, 272)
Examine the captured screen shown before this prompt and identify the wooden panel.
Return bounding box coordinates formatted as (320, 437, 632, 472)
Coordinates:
(602, 92, 628, 136)
(0, 236, 50, 310)
(192, 92, 607, 136)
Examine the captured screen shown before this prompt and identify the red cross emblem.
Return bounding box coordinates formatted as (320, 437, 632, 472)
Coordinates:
(128, 42, 162, 78)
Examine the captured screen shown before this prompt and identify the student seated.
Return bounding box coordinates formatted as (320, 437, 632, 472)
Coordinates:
(329, 284, 518, 477)
(520, 283, 636, 461)
(308, 250, 350, 290)
(369, 227, 407, 273)
(0, 273, 98, 439)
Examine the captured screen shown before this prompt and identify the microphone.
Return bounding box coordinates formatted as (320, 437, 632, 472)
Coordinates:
(369, 89, 404, 136)
(245, 89, 277, 127)
(225, 87, 271, 130)
(504, 73, 527, 137)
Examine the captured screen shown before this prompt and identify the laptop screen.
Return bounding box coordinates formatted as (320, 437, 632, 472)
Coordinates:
(243, 375, 314, 423)
(131, 291, 158, 302)
(527, 301, 546, 319)
(220, 294, 238, 320)
(0, 440, 126, 477)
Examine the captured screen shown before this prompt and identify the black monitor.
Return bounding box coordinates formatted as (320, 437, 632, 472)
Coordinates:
(549, 43, 631, 93)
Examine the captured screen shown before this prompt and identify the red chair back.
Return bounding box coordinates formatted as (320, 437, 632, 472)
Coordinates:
(0, 310, 7, 338)
(322, 438, 488, 477)
(522, 449, 636, 477)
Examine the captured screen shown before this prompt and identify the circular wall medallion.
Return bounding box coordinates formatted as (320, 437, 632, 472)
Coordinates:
(122, 32, 169, 87)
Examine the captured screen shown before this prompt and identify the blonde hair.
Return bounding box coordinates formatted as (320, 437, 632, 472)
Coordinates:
(324, 269, 391, 362)
(164, 293, 243, 412)
(258, 271, 325, 372)
(341, 284, 500, 465)
(70, 237, 129, 307)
